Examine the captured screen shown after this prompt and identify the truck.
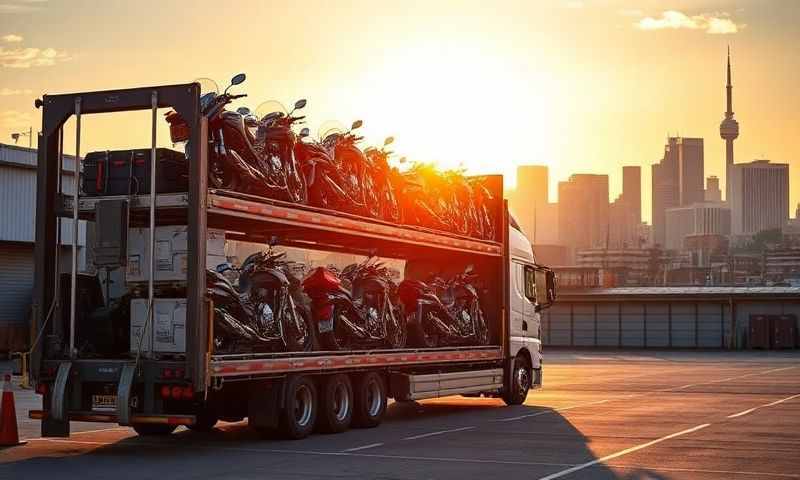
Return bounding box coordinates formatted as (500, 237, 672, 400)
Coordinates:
(28, 82, 556, 439)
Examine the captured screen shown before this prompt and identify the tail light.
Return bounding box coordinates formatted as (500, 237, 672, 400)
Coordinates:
(302, 267, 341, 292)
(36, 383, 48, 395)
(160, 385, 171, 399)
(181, 386, 193, 400)
(171, 386, 183, 400)
(162, 368, 174, 379)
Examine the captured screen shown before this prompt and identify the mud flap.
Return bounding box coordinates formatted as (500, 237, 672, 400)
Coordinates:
(50, 362, 72, 422)
(116, 363, 136, 426)
(247, 381, 283, 430)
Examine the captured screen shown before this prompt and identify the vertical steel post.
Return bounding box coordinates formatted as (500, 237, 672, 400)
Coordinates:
(148, 91, 158, 355)
(69, 98, 81, 358)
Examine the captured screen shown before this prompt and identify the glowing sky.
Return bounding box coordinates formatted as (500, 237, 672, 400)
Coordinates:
(1, 0, 798, 222)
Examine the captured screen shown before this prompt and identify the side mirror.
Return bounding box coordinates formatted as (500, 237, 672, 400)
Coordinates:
(294, 99, 307, 110)
(384, 136, 394, 146)
(231, 73, 246, 86)
(399, 156, 407, 164)
(351, 119, 363, 130)
(269, 235, 279, 246)
(300, 127, 310, 138)
(236, 106, 251, 116)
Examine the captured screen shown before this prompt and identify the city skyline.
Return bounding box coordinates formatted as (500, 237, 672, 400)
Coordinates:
(0, 1, 798, 222)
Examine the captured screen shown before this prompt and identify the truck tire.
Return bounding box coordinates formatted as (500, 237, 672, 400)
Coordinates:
(503, 356, 532, 406)
(317, 374, 353, 433)
(132, 423, 177, 436)
(279, 374, 317, 440)
(352, 372, 387, 428)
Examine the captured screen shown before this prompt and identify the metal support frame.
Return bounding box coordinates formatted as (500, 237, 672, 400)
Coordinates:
(116, 363, 137, 425)
(50, 362, 72, 421)
(69, 98, 80, 358)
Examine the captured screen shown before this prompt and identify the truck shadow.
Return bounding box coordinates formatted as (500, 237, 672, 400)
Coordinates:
(3, 400, 672, 479)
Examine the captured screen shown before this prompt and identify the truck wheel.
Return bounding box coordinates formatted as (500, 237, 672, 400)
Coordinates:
(317, 374, 353, 433)
(352, 372, 386, 428)
(132, 423, 177, 436)
(503, 356, 532, 406)
(279, 375, 317, 440)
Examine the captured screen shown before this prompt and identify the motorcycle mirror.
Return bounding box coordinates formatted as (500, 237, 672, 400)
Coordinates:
(294, 99, 307, 110)
(299, 127, 310, 137)
(269, 235, 279, 246)
(236, 106, 251, 116)
(399, 156, 407, 164)
(465, 264, 475, 274)
(231, 73, 246, 86)
(384, 136, 394, 146)
(351, 119, 363, 130)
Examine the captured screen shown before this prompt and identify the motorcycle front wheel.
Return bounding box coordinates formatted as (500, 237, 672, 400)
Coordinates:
(284, 307, 313, 352)
(385, 305, 407, 349)
(318, 307, 353, 351)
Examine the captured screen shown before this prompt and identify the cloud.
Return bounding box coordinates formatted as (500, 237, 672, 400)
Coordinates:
(635, 10, 744, 34)
(0, 87, 33, 96)
(0, 45, 71, 68)
(0, 0, 47, 14)
(0, 109, 32, 127)
(2, 34, 23, 42)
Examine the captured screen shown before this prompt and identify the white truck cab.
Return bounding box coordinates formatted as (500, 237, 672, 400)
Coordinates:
(507, 215, 555, 388)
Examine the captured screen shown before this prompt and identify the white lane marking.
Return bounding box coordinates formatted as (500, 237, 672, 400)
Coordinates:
(535, 423, 711, 480)
(402, 426, 475, 440)
(764, 393, 800, 407)
(498, 365, 795, 422)
(727, 407, 758, 418)
(343, 442, 384, 452)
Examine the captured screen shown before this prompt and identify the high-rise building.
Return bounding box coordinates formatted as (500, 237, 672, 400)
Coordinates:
(558, 174, 609, 262)
(729, 160, 789, 236)
(510, 165, 558, 244)
(719, 47, 740, 202)
(705, 176, 722, 202)
(651, 137, 705, 247)
(610, 166, 642, 248)
(664, 202, 731, 250)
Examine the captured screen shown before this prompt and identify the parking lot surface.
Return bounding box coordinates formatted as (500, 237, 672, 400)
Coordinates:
(2, 350, 799, 479)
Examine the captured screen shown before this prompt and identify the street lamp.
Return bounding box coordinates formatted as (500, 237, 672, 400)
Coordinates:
(11, 126, 33, 148)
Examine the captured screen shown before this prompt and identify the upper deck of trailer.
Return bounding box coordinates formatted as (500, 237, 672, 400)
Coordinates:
(62, 189, 505, 258)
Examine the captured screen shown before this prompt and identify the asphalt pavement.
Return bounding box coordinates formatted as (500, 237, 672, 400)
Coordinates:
(2, 350, 799, 479)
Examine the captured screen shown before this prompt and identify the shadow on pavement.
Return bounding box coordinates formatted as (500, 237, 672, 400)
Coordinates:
(1, 400, 672, 480)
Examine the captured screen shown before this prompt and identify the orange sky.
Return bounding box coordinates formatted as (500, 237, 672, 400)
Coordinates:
(1, 0, 798, 222)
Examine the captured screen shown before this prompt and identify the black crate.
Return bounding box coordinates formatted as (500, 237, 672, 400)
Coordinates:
(82, 148, 188, 196)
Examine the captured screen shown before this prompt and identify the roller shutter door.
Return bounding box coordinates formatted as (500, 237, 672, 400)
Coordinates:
(0, 243, 34, 351)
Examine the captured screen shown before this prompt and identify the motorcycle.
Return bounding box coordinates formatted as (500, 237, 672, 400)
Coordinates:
(237, 243, 313, 352)
(397, 265, 489, 348)
(393, 162, 454, 232)
(252, 99, 309, 204)
(164, 74, 302, 202)
(319, 120, 381, 218)
(468, 177, 495, 240)
(364, 137, 401, 223)
(302, 256, 406, 350)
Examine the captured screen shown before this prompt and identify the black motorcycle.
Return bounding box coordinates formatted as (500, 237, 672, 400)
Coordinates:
(364, 137, 401, 223)
(393, 162, 454, 232)
(397, 265, 489, 348)
(302, 257, 405, 350)
(294, 127, 354, 211)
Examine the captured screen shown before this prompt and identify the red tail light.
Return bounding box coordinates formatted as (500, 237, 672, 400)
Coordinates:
(171, 386, 183, 400)
(181, 386, 193, 400)
(36, 383, 48, 395)
(161, 385, 171, 399)
(162, 368, 174, 379)
(302, 267, 342, 292)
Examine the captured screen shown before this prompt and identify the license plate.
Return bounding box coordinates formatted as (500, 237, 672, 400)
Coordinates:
(92, 394, 117, 412)
(318, 318, 334, 333)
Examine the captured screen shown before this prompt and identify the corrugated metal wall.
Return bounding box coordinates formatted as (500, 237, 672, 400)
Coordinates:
(543, 299, 798, 349)
(0, 243, 34, 351)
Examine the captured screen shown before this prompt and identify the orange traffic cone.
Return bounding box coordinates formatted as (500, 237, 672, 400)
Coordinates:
(0, 374, 25, 447)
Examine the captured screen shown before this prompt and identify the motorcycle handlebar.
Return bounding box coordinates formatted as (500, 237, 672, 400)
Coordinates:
(228, 93, 248, 100)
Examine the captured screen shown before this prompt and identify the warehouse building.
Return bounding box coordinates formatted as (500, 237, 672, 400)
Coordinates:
(543, 287, 800, 350)
(0, 143, 85, 355)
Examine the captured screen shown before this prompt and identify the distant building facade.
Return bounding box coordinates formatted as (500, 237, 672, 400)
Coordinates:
(729, 160, 789, 236)
(664, 202, 731, 251)
(652, 137, 705, 247)
(510, 165, 558, 245)
(705, 176, 722, 202)
(558, 174, 609, 262)
(609, 166, 642, 248)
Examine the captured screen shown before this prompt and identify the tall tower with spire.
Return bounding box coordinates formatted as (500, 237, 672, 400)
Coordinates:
(720, 46, 739, 203)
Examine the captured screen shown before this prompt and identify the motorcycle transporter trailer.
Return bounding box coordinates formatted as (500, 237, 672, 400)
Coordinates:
(29, 82, 556, 439)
